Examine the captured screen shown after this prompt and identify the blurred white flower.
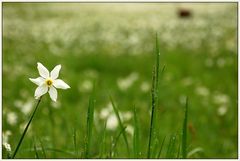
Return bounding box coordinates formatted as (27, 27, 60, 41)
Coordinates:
(117, 72, 139, 91)
(140, 81, 151, 92)
(213, 93, 229, 105)
(78, 80, 93, 92)
(106, 114, 118, 130)
(121, 111, 133, 121)
(7, 112, 18, 125)
(99, 103, 132, 131)
(14, 100, 24, 108)
(126, 125, 134, 136)
(179, 95, 187, 105)
(99, 103, 113, 119)
(3, 143, 11, 152)
(22, 99, 34, 115)
(15, 99, 34, 115)
(195, 86, 210, 97)
(29, 62, 70, 101)
(3, 131, 12, 144)
(217, 105, 228, 116)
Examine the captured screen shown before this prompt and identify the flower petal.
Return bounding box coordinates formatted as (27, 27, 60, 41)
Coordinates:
(53, 79, 70, 89)
(34, 84, 48, 99)
(29, 77, 45, 86)
(50, 65, 61, 80)
(49, 86, 57, 102)
(37, 62, 49, 78)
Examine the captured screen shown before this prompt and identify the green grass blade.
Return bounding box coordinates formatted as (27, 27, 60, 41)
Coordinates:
(182, 97, 188, 159)
(166, 135, 176, 158)
(147, 33, 160, 158)
(177, 140, 181, 158)
(39, 138, 46, 158)
(12, 97, 42, 159)
(133, 106, 140, 158)
(99, 121, 107, 158)
(109, 96, 130, 156)
(187, 147, 204, 158)
(155, 33, 160, 91)
(73, 128, 78, 157)
(84, 86, 96, 158)
(33, 143, 39, 159)
(157, 136, 166, 158)
(111, 126, 127, 157)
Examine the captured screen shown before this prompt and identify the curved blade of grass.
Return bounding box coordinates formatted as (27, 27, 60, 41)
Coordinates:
(187, 147, 204, 158)
(109, 96, 130, 156)
(84, 86, 96, 158)
(182, 97, 188, 159)
(133, 106, 140, 158)
(111, 126, 127, 157)
(147, 33, 160, 158)
(12, 97, 42, 158)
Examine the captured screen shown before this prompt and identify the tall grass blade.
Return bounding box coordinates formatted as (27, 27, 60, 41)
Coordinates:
(33, 143, 39, 159)
(166, 135, 176, 158)
(109, 96, 130, 156)
(84, 85, 96, 158)
(111, 126, 127, 157)
(12, 97, 42, 158)
(182, 97, 188, 159)
(99, 121, 107, 158)
(39, 138, 46, 158)
(157, 136, 166, 158)
(147, 33, 160, 158)
(133, 106, 140, 158)
(177, 141, 181, 158)
(73, 128, 78, 157)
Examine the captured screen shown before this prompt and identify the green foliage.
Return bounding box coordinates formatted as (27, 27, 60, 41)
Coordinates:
(147, 33, 161, 158)
(110, 96, 130, 157)
(133, 106, 140, 158)
(182, 97, 188, 158)
(2, 3, 237, 159)
(84, 86, 95, 158)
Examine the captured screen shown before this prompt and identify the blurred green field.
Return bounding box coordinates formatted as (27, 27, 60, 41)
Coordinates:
(2, 3, 237, 158)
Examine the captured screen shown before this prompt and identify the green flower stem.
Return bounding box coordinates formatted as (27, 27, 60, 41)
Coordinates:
(12, 97, 42, 159)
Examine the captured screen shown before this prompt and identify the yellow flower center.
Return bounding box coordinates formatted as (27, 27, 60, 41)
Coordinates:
(45, 79, 53, 86)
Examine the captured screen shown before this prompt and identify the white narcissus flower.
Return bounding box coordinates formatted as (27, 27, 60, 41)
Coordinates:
(29, 62, 70, 102)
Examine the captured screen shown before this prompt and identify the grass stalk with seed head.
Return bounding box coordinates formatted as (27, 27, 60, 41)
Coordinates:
(147, 33, 160, 158)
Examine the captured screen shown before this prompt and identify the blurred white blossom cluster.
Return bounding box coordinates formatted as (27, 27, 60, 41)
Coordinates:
(95, 102, 134, 136)
(3, 4, 237, 59)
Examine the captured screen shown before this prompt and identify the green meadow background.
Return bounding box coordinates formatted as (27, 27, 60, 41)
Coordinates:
(2, 3, 237, 158)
